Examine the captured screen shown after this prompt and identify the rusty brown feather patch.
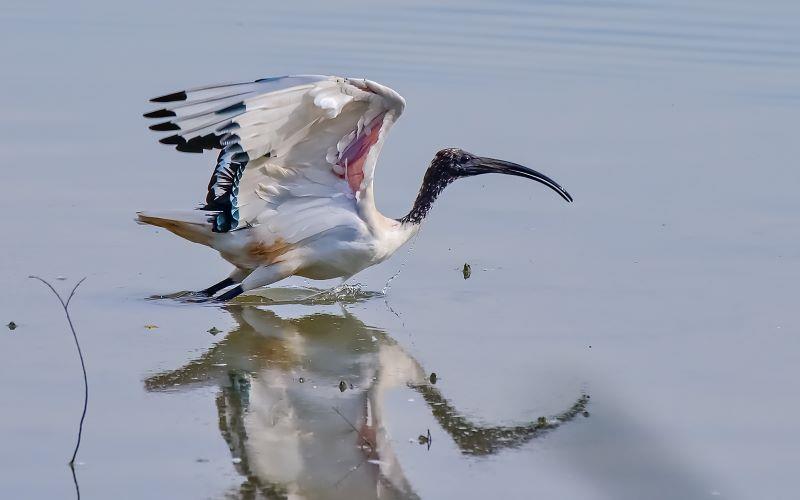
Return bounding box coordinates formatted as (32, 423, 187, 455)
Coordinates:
(245, 238, 295, 265)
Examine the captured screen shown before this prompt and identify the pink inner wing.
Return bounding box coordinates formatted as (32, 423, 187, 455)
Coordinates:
(337, 113, 386, 194)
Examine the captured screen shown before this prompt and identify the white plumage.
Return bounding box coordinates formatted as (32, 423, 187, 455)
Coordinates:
(139, 74, 573, 301)
(139, 76, 418, 300)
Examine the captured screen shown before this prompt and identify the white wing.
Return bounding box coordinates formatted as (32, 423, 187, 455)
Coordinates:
(145, 75, 405, 232)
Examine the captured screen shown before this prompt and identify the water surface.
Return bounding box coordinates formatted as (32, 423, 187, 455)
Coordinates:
(1, 0, 799, 498)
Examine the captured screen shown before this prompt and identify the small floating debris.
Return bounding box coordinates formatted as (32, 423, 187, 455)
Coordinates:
(298, 377, 305, 383)
(462, 263, 471, 280)
(207, 327, 221, 335)
(429, 372, 437, 384)
(231, 457, 242, 464)
(417, 429, 432, 449)
(144, 324, 158, 330)
(339, 380, 347, 392)
(56, 276, 67, 281)
(6, 321, 17, 331)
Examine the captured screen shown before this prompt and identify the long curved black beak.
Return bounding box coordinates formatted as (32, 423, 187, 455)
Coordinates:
(471, 157, 573, 202)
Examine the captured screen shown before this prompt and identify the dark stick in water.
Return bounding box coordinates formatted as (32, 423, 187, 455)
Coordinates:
(29, 276, 88, 468)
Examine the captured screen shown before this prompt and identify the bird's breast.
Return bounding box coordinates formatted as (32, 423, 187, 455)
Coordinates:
(213, 218, 413, 280)
(295, 238, 381, 280)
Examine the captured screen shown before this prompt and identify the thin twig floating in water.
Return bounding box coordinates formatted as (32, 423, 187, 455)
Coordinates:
(332, 406, 374, 453)
(29, 275, 88, 466)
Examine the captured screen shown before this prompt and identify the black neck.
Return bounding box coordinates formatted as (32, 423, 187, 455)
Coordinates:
(399, 166, 454, 225)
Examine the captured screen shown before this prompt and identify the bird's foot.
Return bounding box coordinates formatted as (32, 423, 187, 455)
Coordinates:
(180, 292, 215, 304)
(173, 287, 243, 304)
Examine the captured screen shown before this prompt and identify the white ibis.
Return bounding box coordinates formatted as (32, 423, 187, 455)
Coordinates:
(138, 75, 572, 301)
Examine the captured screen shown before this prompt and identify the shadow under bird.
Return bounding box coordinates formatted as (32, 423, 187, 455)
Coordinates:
(138, 75, 573, 301)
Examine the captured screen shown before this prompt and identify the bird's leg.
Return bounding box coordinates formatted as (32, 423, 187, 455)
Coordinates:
(215, 286, 244, 302)
(215, 262, 297, 302)
(197, 278, 235, 296)
(190, 268, 249, 299)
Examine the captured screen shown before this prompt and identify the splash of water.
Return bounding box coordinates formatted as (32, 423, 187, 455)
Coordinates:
(381, 225, 422, 296)
(303, 283, 381, 305)
(381, 269, 402, 296)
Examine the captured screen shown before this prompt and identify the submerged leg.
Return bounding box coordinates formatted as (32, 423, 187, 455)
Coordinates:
(215, 262, 297, 302)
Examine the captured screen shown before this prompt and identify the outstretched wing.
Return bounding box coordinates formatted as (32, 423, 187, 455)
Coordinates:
(144, 75, 405, 232)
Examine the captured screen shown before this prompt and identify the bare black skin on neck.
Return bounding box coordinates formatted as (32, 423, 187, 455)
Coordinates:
(399, 148, 573, 225)
(399, 149, 467, 225)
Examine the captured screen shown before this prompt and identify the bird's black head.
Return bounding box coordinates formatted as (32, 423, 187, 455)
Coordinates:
(400, 148, 572, 225)
(430, 148, 573, 202)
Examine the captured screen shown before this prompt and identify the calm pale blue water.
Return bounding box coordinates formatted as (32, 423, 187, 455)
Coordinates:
(1, 0, 799, 498)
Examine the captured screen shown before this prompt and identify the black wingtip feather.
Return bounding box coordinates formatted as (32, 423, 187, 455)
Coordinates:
(150, 90, 187, 103)
(176, 143, 205, 153)
(143, 109, 176, 119)
(159, 134, 185, 145)
(149, 121, 181, 131)
(215, 102, 246, 115)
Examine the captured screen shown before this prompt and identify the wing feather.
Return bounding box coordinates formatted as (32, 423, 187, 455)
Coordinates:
(144, 75, 405, 233)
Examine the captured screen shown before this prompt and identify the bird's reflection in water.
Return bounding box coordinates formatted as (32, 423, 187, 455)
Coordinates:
(145, 305, 589, 499)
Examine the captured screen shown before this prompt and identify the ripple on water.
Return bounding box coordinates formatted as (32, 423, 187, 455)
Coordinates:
(230, 284, 384, 306)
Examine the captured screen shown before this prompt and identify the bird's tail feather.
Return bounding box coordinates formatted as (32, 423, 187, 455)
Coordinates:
(136, 210, 214, 246)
